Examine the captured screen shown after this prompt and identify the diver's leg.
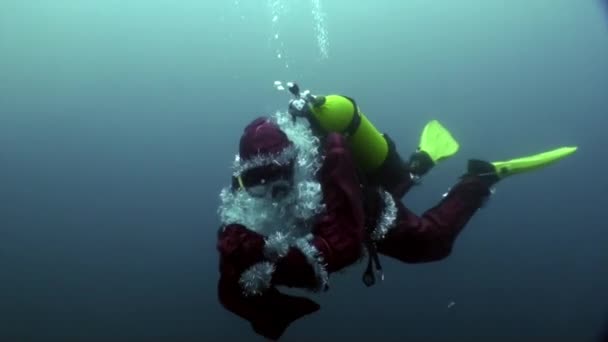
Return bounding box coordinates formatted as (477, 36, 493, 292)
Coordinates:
(375, 175, 491, 263)
(375, 146, 577, 263)
(367, 133, 417, 199)
(368, 120, 461, 199)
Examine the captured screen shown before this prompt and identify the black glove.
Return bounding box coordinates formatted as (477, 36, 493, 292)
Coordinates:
(464, 159, 500, 187)
(251, 289, 320, 340)
(408, 150, 435, 177)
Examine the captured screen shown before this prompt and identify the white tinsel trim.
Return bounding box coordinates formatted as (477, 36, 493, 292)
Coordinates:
(370, 190, 398, 241)
(232, 144, 296, 178)
(238, 261, 276, 297)
(293, 234, 329, 292)
(263, 231, 293, 261)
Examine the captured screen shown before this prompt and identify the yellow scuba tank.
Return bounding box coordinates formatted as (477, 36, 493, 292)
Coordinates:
(309, 94, 389, 173)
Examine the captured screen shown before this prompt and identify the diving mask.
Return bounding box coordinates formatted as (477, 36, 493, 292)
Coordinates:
(234, 162, 295, 199)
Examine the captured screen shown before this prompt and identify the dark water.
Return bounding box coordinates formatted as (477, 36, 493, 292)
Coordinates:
(1, 1, 607, 341)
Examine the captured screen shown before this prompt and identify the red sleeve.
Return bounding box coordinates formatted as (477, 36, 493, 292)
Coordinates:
(216, 225, 321, 340)
(307, 132, 366, 271)
(272, 133, 366, 286)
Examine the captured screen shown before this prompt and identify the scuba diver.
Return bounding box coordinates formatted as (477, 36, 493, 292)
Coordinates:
(216, 82, 577, 340)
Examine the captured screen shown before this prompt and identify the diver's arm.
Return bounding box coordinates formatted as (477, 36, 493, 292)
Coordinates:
(216, 225, 322, 340)
(269, 133, 367, 288)
(310, 132, 366, 271)
(217, 223, 322, 291)
(217, 252, 320, 341)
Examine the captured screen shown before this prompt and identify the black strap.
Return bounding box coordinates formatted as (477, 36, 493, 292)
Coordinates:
(362, 238, 384, 287)
(342, 96, 362, 138)
(356, 165, 385, 287)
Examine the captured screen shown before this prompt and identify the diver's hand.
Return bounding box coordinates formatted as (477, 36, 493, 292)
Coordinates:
(217, 224, 266, 273)
(408, 150, 434, 177)
(250, 289, 320, 340)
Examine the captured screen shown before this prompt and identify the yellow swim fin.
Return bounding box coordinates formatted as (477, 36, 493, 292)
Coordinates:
(419, 120, 460, 163)
(491, 146, 578, 179)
